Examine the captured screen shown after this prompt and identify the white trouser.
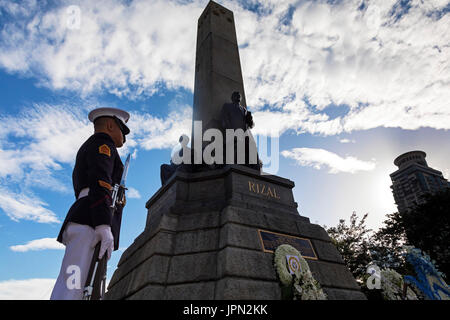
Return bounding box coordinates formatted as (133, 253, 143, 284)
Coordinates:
(50, 222, 96, 300)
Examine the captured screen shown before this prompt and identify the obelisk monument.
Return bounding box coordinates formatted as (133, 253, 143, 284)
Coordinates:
(192, 1, 247, 140)
(105, 1, 365, 300)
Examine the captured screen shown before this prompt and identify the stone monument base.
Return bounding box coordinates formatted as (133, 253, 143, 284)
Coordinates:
(105, 165, 366, 300)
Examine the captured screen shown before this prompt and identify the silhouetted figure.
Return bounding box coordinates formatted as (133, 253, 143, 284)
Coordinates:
(220, 91, 261, 172)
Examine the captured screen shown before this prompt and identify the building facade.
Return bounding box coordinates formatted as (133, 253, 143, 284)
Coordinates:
(390, 151, 450, 213)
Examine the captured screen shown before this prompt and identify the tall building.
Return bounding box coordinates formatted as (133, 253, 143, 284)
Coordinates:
(390, 151, 450, 213)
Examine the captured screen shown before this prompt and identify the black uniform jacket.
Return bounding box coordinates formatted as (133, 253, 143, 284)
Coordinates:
(57, 132, 124, 250)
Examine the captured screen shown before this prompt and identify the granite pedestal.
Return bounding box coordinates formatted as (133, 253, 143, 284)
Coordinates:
(105, 165, 366, 300)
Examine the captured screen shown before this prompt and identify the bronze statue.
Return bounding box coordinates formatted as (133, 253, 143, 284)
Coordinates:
(220, 91, 254, 131)
(220, 91, 261, 171)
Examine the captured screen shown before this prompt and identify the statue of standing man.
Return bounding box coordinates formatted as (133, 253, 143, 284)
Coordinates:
(220, 91, 261, 171)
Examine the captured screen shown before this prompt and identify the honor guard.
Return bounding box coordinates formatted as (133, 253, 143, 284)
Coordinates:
(50, 107, 130, 300)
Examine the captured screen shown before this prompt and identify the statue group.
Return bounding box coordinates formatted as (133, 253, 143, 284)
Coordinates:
(160, 91, 261, 185)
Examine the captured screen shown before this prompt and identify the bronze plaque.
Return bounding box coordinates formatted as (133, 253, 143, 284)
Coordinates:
(258, 229, 318, 260)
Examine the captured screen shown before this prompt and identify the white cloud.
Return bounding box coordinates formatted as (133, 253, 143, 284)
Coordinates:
(0, 0, 448, 138)
(10, 238, 64, 252)
(0, 278, 56, 300)
(0, 188, 60, 223)
(127, 187, 141, 199)
(0, 0, 203, 96)
(0, 104, 91, 223)
(281, 147, 376, 174)
(126, 107, 192, 151)
(236, 0, 450, 136)
(0, 103, 93, 223)
(0, 104, 91, 189)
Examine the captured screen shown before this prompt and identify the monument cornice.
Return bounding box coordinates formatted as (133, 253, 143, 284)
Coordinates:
(146, 164, 295, 209)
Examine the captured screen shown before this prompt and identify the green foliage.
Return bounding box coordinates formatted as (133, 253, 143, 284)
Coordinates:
(325, 212, 373, 280)
(400, 189, 450, 280)
(325, 189, 450, 293)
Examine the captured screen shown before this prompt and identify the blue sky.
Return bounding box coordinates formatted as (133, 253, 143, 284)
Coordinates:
(0, 0, 449, 299)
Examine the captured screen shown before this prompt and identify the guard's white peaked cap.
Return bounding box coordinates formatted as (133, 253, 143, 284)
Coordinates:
(88, 107, 130, 134)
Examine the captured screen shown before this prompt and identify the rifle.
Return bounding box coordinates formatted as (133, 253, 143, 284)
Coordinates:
(83, 153, 131, 300)
(111, 153, 131, 210)
(82, 242, 107, 300)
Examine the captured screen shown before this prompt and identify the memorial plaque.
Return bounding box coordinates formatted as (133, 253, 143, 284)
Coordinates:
(258, 229, 318, 260)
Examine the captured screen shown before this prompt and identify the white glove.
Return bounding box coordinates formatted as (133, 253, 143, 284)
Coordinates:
(94, 225, 114, 261)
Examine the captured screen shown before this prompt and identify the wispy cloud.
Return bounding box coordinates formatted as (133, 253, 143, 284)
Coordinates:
(127, 187, 141, 199)
(237, 0, 450, 136)
(0, 104, 91, 189)
(0, 104, 90, 224)
(127, 107, 192, 151)
(0, 0, 202, 97)
(3, 0, 446, 138)
(10, 238, 64, 252)
(281, 147, 376, 174)
(0, 278, 56, 300)
(0, 188, 60, 223)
